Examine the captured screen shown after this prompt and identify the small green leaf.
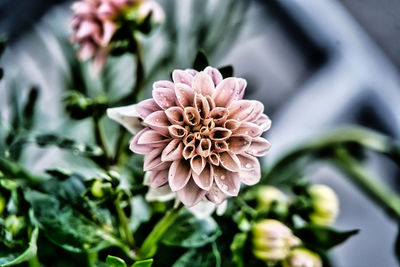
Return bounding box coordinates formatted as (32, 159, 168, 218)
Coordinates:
(172, 245, 219, 267)
(230, 232, 247, 267)
(218, 65, 234, 78)
(162, 213, 221, 248)
(106, 255, 127, 267)
(0, 227, 39, 267)
(193, 51, 209, 71)
(294, 225, 359, 251)
(131, 258, 153, 267)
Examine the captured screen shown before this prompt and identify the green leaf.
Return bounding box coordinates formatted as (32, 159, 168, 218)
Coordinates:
(294, 225, 359, 251)
(24, 190, 124, 253)
(218, 65, 234, 78)
(129, 196, 151, 232)
(192, 51, 209, 71)
(132, 259, 153, 267)
(172, 244, 219, 267)
(106, 255, 127, 267)
(0, 227, 38, 267)
(230, 232, 247, 267)
(162, 213, 221, 248)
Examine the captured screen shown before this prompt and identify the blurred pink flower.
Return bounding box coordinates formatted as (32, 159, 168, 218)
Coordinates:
(108, 67, 271, 207)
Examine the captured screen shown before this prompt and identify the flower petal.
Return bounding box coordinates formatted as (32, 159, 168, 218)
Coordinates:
(234, 122, 263, 138)
(247, 137, 271, 157)
(150, 169, 169, 188)
(196, 138, 211, 157)
(169, 160, 192, 191)
(177, 178, 207, 207)
(184, 68, 198, 76)
(206, 183, 227, 204)
(192, 163, 213, 190)
(107, 104, 142, 134)
(190, 155, 206, 175)
(165, 106, 185, 126)
(209, 127, 232, 140)
(143, 111, 170, 136)
(212, 78, 237, 107)
(183, 107, 201, 126)
(153, 80, 175, 90)
(204, 66, 223, 86)
(152, 86, 176, 110)
(172, 70, 194, 86)
(227, 100, 255, 121)
(224, 119, 241, 131)
(214, 140, 229, 153)
(245, 100, 264, 122)
(237, 154, 261, 185)
(213, 167, 240, 196)
(162, 139, 183, 161)
(195, 94, 211, 118)
(208, 152, 220, 166)
(145, 184, 176, 202)
(193, 71, 215, 96)
(175, 83, 195, 107)
(138, 129, 168, 145)
(168, 125, 187, 138)
(209, 107, 229, 125)
(234, 78, 247, 100)
(219, 152, 241, 172)
(254, 114, 272, 131)
(143, 146, 170, 171)
(228, 135, 252, 154)
(130, 129, 155, 154)
(136, 99, 160, 119)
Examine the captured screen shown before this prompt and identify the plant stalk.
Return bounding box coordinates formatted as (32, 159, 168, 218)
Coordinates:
(115, 194, 135, 248)
(93, 116, 111, 166)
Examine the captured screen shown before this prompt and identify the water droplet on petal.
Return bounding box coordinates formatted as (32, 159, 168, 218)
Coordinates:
(245, 163, 252, 168)
(221, 175, 225, 180)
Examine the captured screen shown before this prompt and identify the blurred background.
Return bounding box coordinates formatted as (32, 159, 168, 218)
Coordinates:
(1, 0, 399, 266)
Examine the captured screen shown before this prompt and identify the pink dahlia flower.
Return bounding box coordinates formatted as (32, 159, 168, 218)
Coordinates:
(108, 67, 271, 207)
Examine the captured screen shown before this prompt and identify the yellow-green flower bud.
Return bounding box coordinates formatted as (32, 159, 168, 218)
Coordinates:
(5, 215, 25, 236)
(257, 186, 288, 213)
(309, 184, 339, 226)
(283, 248, 322, 267)
(91, 180, 104, 198)
(252, 219, 300, 262)
(0, 194, 5, 215)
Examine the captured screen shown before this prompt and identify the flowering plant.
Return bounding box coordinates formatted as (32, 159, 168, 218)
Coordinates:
(0, 1, 400, 267)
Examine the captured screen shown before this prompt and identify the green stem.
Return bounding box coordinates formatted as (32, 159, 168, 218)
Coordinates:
(93, 116, 111, 166)
(138, 204, 183, 260)
(112, 128, 128, 165)
(115, 193, 135, 248)
(87, 251, 98, 267)
(332, 147, 400, 221)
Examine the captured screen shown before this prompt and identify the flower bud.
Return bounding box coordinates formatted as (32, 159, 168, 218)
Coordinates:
(91, 180, 104, 198)
(257, 186, 289, 213)
(252, 219, 300, 262)
(5, 215, 25, 236)
(283, 248, 322, 267)
(309, 184, 339, 226)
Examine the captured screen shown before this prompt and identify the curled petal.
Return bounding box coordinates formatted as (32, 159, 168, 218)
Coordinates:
(228, 135, 252, 154)
(150, 169, 169, 188)
(183, 143, 196, 159)
(130, 129, 155, 154)
(209, 107, 229, 125)
(205, 95, 216, 111)
(234, 78, 247, 100)
(175, 83, 195, 107)
(172, 70, 194, 86)
(245, 100, 264, 122)
(196, 138, 211, 157)
(138, 130, 168, 145)
(162, 139, 183, 161)
(177, 178, 207, 207)
(99, 21, 117, 46)
(209, 127, 232, 140)
(193, 71, 215, 96)
(213, 167, 240, 196)
(168, 125, 187, 138)
(144, 147, 169, 171)
(237, 154, 261, 185)
(143, 111, 170, 136)
(247, 137, 271, 157)
(136, 99, 160, 119)
(203, 118, 215, 130)
(234, 122, 263, 138)
(228, 100, 255, 121)
(204, 66, 223, 86)
(152, 86, 176, 110)
(195, 94, 210, 118)
(254, 114, 272, 131)
(165, 107, 185, 126)
(224, 119, 241, 131)
(153, 80, 175, 90)
(213, 78, 238, 107)
(169, 160, 192, 191)
(192, 163, 213, 190)
(183, 133, 196, 146)
(190, 155, 206, 175)
(206, 183, 227, 204)
(208, 152, 220, 166)
(107, 104, 142, 134)
(183, 107, 201, 126)
(184, 68, 198, 76)
(219, 152, 241, 172)
(214, 140, 229, 152)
